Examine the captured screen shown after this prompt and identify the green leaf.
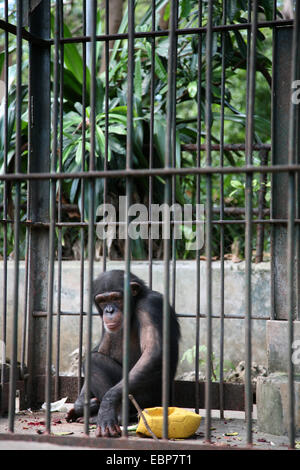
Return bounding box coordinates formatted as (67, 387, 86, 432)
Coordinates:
(181, 0, 192, 18)
(187, 81, 197, 99)
(109, 125, 127, 135)
(134, 51, 142, 102)
(233, 30, 247, 59)
(145, 43, 168, 83)
(231, 180, 243, 189)
(75, 141, 83, 166)
(163, 3, 170, 21)
(95, 125, 111, 161)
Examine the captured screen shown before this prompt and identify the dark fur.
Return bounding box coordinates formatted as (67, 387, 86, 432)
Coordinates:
(66, 269, 180, 437)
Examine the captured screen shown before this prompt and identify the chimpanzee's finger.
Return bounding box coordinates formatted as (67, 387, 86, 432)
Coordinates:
(109, 424, 121, 437)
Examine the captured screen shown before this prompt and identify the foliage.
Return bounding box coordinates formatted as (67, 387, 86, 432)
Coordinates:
(0, 0, 275, 259)
(180, 344, 235, 382)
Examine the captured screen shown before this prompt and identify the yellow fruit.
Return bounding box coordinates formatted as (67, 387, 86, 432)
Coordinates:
(136, 407, 201, 439)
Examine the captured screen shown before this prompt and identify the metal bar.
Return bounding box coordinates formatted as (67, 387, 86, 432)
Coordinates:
(194, 0, 203, 416)
(3, 217, 300, 229)
(51, 18, 293, 45)
(182, 143, 271, 151)
(26, 0, 51, 409)
(45, 0, 60, 434)
(162, 0, 177, 441)
(102, 0, 109, 273)
(3, 163, 300, 181)
(54, 0, 64, 402)
(8, 0, 22, 433)
(271, 26, 293, 322)
(78, 0, 87, 400)
(122, 0, 135, 438)
(244, 0, 258, 447)
(0, 19, 49, 44)
(0, 432, 253, 451)
(148, 0, 156, 290)
(286, 0, 300, 449)
(1, 0, 9, 403)
(32, 310, 271, 321)
(204, 0, 213, 444)
(84, 0, 97, 436)
(171, 2, 178, 312)
(20, 62, 32, 380)
(0, 17, 293, 43)
(219, 0, 227, 421)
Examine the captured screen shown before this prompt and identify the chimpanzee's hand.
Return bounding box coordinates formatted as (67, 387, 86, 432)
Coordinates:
(66, 407, 77, 422)
(96, 399, 121, 437)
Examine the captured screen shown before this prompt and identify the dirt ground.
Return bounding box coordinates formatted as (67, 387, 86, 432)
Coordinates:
(0, 404, 297, 450)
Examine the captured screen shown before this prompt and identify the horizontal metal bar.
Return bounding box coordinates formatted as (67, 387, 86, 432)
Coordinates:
(32, 310, 270, 321)
(1, 218, 300, 227)
(52, 19, 293, 45)
(0, 432, 248, 451)
(1, 163, 300, 182)
(0, 19, 49, 46)
(0, 18, 292, 45)
(182, 143, 271, 152)
(178, 313, 270, 320)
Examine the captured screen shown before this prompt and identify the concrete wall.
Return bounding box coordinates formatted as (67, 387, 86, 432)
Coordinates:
(0, 260, 271, 376)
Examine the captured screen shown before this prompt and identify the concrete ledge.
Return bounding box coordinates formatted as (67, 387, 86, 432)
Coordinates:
(256, 373, 300, 436)
(267, 320, 300, 374)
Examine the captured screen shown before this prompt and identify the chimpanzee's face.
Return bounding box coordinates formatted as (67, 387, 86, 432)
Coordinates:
(95, 292, 123, 333)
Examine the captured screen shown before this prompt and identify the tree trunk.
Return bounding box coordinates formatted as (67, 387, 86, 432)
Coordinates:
(100, 0, 124, 74)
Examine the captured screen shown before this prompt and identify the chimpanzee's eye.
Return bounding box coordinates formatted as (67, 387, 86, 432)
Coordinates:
(98, 302, 106, 311)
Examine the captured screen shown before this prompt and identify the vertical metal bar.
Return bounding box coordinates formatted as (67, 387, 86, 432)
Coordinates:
(271, 27, 294, 321)
(27, 0, 51, 408)
(162, 0, 177, 441)
(194, 0, 202, 415)
(45, 0, 60, 434)
(8, 0, 22, 432)
(204, 0, 213, 443)
(1, 0, 9, 399)
(270, 0, 277, 321)
(55, 0, 64, 402)
(84, 0, 97, 436)
(102, 0, 109, 273)
(78, 0, 87, 399)
(21, 5, 33, 383)
(244, 0, 258, 447)
(122, 0, 135, 438)
(148, 0, 156, 290)
(219, 0, 227, 420)
(20, 125, 31, 382)
(286, 0, 300, 449)
(171, 2, 178, 312)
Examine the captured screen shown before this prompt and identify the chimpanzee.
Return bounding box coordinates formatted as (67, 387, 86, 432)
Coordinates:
(66, 269, 180, 437)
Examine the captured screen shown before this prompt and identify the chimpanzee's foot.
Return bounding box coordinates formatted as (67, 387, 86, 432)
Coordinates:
(95, 423, 121, 438)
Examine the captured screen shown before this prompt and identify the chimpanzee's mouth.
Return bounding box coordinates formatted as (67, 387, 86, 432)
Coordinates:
(106, 322, 121, 331)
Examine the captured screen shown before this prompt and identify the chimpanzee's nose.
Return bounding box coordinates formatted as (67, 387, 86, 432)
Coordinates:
(106, 305, 114, 314)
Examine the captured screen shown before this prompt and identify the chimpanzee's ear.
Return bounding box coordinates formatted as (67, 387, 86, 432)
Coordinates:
(130, 281, 141, 296)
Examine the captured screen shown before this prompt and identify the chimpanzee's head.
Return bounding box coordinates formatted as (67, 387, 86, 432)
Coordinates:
(93, 270, 144, 333)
